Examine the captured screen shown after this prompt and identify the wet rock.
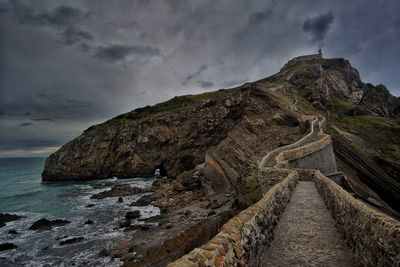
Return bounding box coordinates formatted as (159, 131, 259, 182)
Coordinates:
(85, 204, 95, 208)
(90, 184, 150, 199)
(56, 235, 69, 240)
(59, 237, 84, 246)
(125, 211, 141, 220)
(0, 243, 17, 251)
(84, 220, 94, 225)
(130, 196, 151, 206)
(118, 197, 123, 203)
(29, 218, 70, 231)
(165, 223, 173, 229)
(99, 248, 109, 257)
(184, 210, 192, 216)
(140, 224, 150, 231)
(207, 210, 216, 216)
(119, 220, 131, 228)
(8, 229, 18, 235)
(0, 213, 25, 228)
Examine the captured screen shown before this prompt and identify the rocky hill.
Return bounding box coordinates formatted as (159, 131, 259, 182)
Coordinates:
(42, 54, 400, 265)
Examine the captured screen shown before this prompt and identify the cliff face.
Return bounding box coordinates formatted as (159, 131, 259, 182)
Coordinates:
(42, 86, 305, 199)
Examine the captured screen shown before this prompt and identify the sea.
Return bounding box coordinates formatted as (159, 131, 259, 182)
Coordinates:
(0, 157, 159, 266)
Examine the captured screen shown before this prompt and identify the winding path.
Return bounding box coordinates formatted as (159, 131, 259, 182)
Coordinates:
(261, 181, 355, 266)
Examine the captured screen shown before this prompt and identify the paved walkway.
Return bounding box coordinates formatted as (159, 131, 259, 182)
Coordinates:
(261, 181, 355, 266)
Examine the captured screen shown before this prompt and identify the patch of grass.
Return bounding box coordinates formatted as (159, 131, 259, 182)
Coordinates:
(114, 89, 234, 121)
(329, 97, 400, 162)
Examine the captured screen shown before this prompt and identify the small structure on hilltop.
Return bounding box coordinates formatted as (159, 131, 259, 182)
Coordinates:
(291, 49, 323, 62)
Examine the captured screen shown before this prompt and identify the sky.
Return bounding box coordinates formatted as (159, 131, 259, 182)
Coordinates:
(0, 0, 399, 158)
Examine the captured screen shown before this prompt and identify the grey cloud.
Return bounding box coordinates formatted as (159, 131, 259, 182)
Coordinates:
(108, 19, 139, 30)
(94, 44, 161, 63)
(30, 117, 57, 122)
(182, 65, 208, 86)
(5, 1, 88, 27)
(20, 122, 33, 126)
(0, 6, 6, 15)
(303, 11, 334, 45)
(223, 78, 249, 88)
(249, 8, 273, 25)
(199, 81, 214, 89)
(37, 93, 96, 107)
(60, 27, 93, 45)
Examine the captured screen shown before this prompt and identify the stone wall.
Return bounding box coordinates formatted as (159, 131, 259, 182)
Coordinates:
(288, 142, 337, 174)
(167, 171, 299, 267)
(259, 117, 319, 168)
(314, 171, 400, 266)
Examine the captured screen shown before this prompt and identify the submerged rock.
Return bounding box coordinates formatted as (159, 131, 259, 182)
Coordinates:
(119, 220, 131, 228)
(84, 220, 94, 225)
(59, 237, 84, 246)
(125, 211, 141, 220)
(130, 196, 152, 207)
(90, 184, 150, 199)
(8, 229, 18, 235)
(0, 243, 17, 251)
(0, 213, 25, 228)
(29, 218, 70, 231)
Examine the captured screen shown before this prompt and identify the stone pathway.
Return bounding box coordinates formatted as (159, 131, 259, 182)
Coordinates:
(261, 181, 355, 267)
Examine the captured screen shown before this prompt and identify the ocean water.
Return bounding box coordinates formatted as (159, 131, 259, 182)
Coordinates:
(0, 157, 159, 266)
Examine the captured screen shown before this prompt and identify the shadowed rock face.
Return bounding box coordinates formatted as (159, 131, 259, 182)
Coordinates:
(42, 89, 249, 180)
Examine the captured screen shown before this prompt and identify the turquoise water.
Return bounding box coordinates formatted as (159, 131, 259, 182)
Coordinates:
(0, 157, 158, 266)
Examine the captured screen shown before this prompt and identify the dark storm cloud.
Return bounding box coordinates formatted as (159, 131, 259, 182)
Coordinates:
(94, 44, 161, 63)
(60, 27, 93, 45)
(1, 0, 91, 49)
(302, 11, 334, 45)
(3, 1, 88, 27)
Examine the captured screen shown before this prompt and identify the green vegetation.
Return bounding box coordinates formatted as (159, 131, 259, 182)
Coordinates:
(114, 88, 235, 121)
(329, 97, 400, 162)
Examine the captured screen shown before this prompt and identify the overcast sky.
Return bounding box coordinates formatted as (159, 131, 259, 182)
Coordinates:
(0, 0, 399, 158)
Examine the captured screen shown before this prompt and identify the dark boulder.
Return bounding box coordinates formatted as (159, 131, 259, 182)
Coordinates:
(59, 237, 84, 246)
(29, 218, 70, 231)
(119, 220, 131, 228)
(0, 243, 17, 251)
(125, 211, 140, 220)
(130, 196, 151, 207)
(84, 220, 94, 225)
(90, 184, 150, 199)
(0, 213, 25, 228)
